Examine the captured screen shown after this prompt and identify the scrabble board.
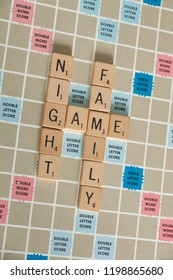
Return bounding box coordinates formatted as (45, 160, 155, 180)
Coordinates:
(0, 0, 173, 260)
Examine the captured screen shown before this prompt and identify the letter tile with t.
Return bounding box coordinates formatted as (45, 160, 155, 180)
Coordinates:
(89, 85, 112, 112)
(37, 154, 61, 180)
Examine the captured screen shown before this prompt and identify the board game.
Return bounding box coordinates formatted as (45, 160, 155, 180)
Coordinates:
(0, 0, 173, 260)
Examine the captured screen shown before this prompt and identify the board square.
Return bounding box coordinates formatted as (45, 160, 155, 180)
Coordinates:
(12, 0, 34, 25)
(31, 28, 53, 53)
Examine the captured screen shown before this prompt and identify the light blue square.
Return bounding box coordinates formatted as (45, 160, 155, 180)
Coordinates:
(105, 139, 126, 164)
(98, 18, 118, 43)
(75, 210, 97, 234)
(111, 91, 131, 116)
(121, 0, 141, 24)
(0, 96, 22, 123)
(94, 236, 115, 260)
(80, 0, 100, 15)
(51, 231, 72, 256)
(62, 131, 83, 158)
(168, 125, 173, 147)
(69, 83, 90, 108)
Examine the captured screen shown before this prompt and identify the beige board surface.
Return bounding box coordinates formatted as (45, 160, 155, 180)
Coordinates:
(0, 0, 173, 261)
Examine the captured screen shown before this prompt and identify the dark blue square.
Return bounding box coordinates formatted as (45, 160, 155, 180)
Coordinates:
(143, 0, 162, 7)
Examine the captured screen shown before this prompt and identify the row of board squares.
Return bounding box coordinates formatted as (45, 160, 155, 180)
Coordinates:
(37, 53, 130, 212)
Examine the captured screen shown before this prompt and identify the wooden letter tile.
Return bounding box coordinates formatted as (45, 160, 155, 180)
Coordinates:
(39, 128, 63, 156)
(87, 110, 109, 138)
(108, 114, 130, 140)
(49, 53, 73, 80)
(80, 160, 104, 187)
(91, 61, 115, 88)
(78, 185, 102, 212)
(37, 154, 60, 180)
(65, 105, 89, 132)
(46, 77, 70, 105)
(89, 85, 112, 112)
(82, 135, 106, 162)
(42, 102, 67, 130)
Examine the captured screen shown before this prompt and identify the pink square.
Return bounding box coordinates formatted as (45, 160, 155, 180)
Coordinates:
(159, 219, 173, 242)
(0, 200, 8, 224)
(12, 0, 34, 25)
(141, 193, 160, 216)
(156, 54, 173, 77)
(12, 176, 34, 201)
(31, 28, 53, 53)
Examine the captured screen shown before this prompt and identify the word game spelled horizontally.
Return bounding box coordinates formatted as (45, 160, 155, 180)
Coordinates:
(37, 53, 73, 180)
